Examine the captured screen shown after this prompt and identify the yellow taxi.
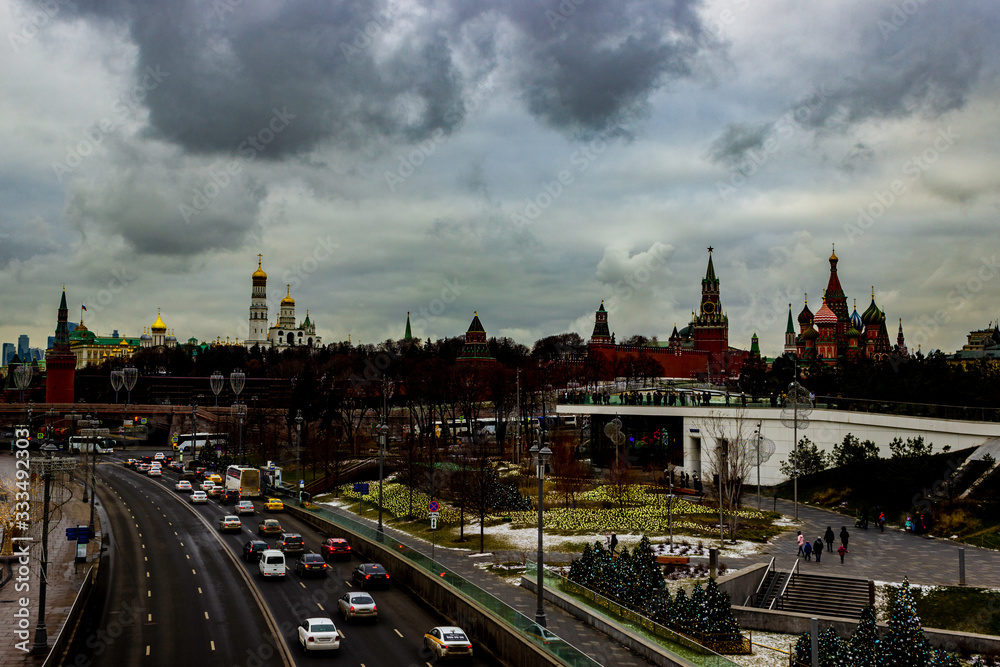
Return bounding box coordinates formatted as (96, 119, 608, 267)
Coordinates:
(206, 473, 224, 486)
(264, 497, 285, 512)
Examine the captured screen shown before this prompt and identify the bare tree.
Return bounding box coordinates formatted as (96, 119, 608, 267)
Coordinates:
(606, 447, 636, 513)
(700, 408, 756, 541)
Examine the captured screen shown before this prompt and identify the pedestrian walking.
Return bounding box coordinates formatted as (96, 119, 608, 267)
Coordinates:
(837, 544, 848, 564)
(840, 526, 850, 549)
(813, 537, 823, 563)
(610, 533, 618, 555)
(824, 526, 835, 553)
(803, 539, 812, 561)
(796, 531, 805, 557)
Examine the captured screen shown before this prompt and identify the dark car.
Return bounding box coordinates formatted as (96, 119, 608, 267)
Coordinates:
(277, 533, 305, 554)
(352, 563, 390, 589)
(220, 489, 240, 505)
(295, 553, 328, 578)
(320, 538, 351, 561)
(242, 540, 269, 563)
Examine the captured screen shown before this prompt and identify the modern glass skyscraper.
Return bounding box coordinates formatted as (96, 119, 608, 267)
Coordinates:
(2, 342, 14, 366)
(17, 334, 29, 358)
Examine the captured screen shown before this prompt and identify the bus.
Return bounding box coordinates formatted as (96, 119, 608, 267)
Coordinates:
(173, 432, 227, 455)
(226, 465, 262, 498)
(69, 436, 114, 454)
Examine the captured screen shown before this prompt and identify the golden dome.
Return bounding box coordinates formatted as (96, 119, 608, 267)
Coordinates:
(151, 309, 167, 333)
(252, 253, 267, 279)
(281, 284, 295, 306)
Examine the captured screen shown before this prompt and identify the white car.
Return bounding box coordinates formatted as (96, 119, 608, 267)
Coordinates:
(297, 617, 340, 652)
(175, 480, 192, 492)
(147, 466, 162, 477)
(153, 452, 165, 461)
(189, 490, 208, 504)
(259, 549, 286, 578)
(235, 500, 255, 515)
(201, 480, 215, 492)
(424, 626, 473, 660)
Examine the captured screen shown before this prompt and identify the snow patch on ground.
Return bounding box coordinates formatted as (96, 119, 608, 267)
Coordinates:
(731, 630, 800, 667)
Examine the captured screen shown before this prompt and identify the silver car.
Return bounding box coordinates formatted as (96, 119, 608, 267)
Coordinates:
(337, 592, 377, 622)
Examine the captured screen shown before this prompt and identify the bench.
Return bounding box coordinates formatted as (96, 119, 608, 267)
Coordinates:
(656, 555, 690, 565)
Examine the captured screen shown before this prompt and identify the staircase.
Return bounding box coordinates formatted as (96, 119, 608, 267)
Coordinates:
(775, 572, 871, 619)
(750, 569, 790, 609)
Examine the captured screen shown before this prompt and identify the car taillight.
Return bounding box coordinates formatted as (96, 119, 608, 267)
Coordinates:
(372, 604, 376, 612)
(365, 574, 370, 579)
(350, 606, 355, 612)
(385, 574, 390, 580)
(307, 637, 315, 642)
(346, 546, 351, 550)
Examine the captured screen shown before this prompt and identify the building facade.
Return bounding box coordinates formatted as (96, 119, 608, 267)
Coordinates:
(244, 255, 323, 350)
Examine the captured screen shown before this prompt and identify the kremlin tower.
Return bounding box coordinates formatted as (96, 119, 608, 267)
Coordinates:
(44, 288, 76, 403)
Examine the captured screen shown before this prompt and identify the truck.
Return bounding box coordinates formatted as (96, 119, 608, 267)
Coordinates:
(68, 436, 114, 454)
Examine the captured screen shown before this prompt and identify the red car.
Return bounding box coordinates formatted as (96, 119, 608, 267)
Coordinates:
(321, 538, 352, 561)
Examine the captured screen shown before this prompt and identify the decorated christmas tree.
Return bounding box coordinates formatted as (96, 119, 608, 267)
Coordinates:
(632, 535, 666, 602)
(568, 544, 593, 585)
(647, 588, 672, 626)
(848, 605, 880, 667)
(926, 649, 962, 667)
(669, 588, 694, 633)
(704, 577, 742, 640)
(611, 546, 634, 604)
(882, 578, 931, 667)
(817, 628, 849, 667)
(794, 631, 812, 665)
(689, 583, 709, 635)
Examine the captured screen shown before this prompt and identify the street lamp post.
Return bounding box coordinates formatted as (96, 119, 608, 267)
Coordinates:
(82, 413, 92, 504)
(295, 410, 303, 505)
(529, 440, 552, 628)
(88, 419, 99, 533)
(111, 369, 124, 404)
(210, 371, 224, 407)
(667, 493, 675, 552)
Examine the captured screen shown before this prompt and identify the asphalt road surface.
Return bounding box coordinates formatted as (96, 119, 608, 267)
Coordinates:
(77, 449, 497, 667)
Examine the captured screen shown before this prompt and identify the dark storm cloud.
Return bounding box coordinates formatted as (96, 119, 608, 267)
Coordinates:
(43, 0, 716, 156)
(708, 122, 774, 169)
(794, 3, 997, 131)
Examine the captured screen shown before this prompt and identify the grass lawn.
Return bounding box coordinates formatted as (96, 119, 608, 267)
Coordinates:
(914, 586, 1000, 635)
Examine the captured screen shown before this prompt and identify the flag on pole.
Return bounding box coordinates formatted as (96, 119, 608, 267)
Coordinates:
(81, 304, 88, 311)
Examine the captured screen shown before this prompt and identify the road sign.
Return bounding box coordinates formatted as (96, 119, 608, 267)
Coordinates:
(428, 500, 439, 513)
(354, 483, 370, 494)
(430, 517, 438, 530)
(66, 525, 92, 542)
(140, 418, 147, 425)
(172, 435, 178, 443)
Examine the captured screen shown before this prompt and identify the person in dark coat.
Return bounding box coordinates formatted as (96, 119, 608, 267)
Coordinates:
(610, 533, 618, 555)
(813, 537, 824, 563)
(824, 526, 835, 553)
(840, 526, 850, 549)
(803, 539, 812, 561)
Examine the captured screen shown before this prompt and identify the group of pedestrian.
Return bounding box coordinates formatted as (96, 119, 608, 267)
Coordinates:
(797, 526, 851, 564)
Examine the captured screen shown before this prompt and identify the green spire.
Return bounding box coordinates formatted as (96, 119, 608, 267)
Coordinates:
(404, 311, 412, 340)
(704, 246, 717, 282)
(786, 304, 795, 334)
(750, 332, 760, 355)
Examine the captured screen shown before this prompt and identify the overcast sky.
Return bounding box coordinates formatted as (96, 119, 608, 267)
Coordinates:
(2, 0, 999, 360)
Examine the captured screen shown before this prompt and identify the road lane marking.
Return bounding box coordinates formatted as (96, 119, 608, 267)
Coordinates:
(144, 556, 147, 562)
(180, 542, 184, 547)
(174, 531, 178, 536)
(345, 581, 352, 587)
(300, 582, 306, 589)
(317, 603, 324, 610)
(146, 646, 150, 656)
(147, 590, 151, 597)
(192, 569, 197, 575)
(186, 555, 190, 560)
(204, 612, 209, 619)
(198, 587, 203, 594)
(211, 641, 215, 651)
(146, 572, 150, 578)
(148, 614, 152, 622)
(394, 629, 403, 638)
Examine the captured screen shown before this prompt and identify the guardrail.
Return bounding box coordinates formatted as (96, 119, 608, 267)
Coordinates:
(745, 557, 774, 607)
(285, 502, 601, 667)
(771, 560, 798, 611)
(525, 562, 744, 667)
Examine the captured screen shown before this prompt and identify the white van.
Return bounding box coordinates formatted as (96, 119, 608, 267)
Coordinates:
(259, 549, 286, 578)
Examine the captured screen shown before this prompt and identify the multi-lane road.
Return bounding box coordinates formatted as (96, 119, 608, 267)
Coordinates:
(70, 450, 496, 666)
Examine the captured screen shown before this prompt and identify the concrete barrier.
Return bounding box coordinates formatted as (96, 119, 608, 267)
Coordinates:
(285, 504, 569, 666)
(731, 605, 1000, 655)
(716, 562, 770, 607)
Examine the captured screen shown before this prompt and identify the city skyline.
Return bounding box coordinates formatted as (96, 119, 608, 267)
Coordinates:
(2, 1, 999, 356)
